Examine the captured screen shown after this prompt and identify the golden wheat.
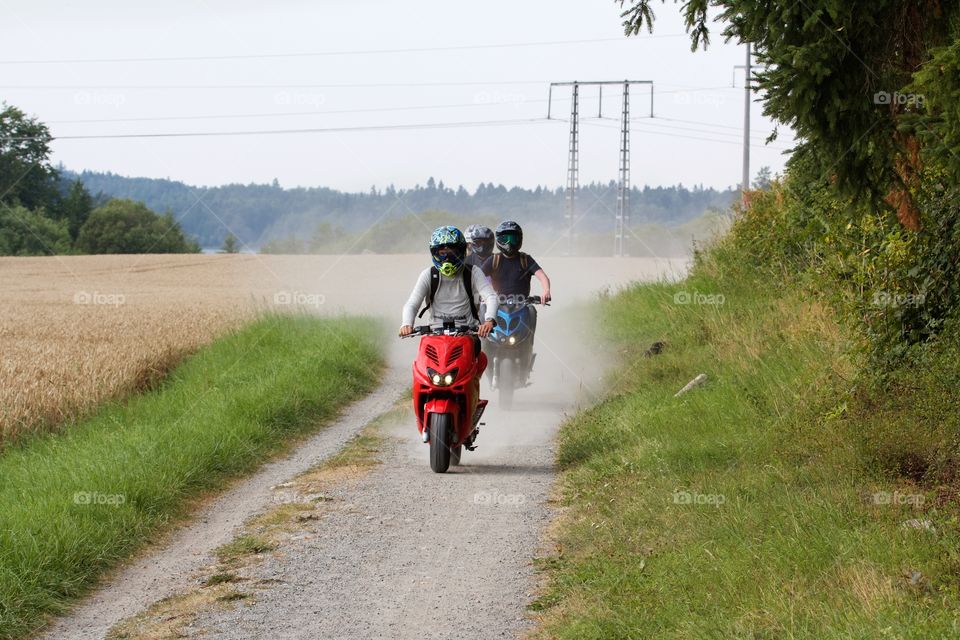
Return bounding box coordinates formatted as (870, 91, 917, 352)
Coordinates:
(0, 254, 276, 441)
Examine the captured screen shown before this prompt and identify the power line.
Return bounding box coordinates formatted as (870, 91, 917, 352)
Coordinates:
(581, 119, 790, 151)
(0, 34, 689, 65)
(640, 118, 771, 140)
(27, 117, 557, 141)
(654, 115, 777, 134)
(47, 98, 551, 125)
(0, 80, 554, 90)
(650, 85, 738, 96)
(1, 83, 747, 94)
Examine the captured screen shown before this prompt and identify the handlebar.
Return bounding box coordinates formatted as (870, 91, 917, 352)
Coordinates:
(400, 324, 479, 339)
(525, 295, 550, 306)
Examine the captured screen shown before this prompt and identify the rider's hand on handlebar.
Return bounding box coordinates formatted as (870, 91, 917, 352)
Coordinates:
(399, 324, 413, 337)
(542, 290, 552, 305)
(477, 319, 495, 338)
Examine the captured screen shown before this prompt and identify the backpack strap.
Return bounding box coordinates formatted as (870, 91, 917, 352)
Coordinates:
(492, 252, 529, 272)
(417, 265, 479, 322)
(463, 266, 479, 322)
(417, 267, 441, 319)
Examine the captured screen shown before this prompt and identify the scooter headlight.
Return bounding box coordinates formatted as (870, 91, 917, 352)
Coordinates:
(426, 367, 458, 386)
(508, 336, 516, 345)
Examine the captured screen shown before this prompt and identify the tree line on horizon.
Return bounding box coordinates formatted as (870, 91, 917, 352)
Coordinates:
(69, 171, 740, 250)
(0, 103, 200, 256)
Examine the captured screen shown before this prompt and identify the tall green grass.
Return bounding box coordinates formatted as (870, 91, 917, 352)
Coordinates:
(0, 314, 383, 639)
(532, 256, 960, 638)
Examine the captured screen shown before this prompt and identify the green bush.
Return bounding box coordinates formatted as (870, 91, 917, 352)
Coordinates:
(76, 198, 200, 254)
(0, 204, 71, 256)
(718, 150, 960, 371)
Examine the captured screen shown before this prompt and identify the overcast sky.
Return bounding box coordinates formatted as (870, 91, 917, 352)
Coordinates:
(0, 0, 793, 192)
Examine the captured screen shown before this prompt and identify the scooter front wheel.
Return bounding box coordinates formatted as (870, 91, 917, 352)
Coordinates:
(429, 412, 454, 473)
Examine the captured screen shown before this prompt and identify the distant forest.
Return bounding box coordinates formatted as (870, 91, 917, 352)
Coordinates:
(68, 170, 738, 250)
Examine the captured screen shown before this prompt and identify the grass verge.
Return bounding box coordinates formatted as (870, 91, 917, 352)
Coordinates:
(0, 313, 384, 640)
(530, 259, 960, 638)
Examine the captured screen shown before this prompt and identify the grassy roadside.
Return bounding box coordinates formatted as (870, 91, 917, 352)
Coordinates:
(531, 256, 960, 638)
(0, 314, 384, 640)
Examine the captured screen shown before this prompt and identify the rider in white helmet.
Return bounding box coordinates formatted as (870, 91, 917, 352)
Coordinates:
(464, 224, 495, 269)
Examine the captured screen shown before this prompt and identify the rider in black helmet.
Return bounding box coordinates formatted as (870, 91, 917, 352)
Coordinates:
(481, 221, 551, 381)
(482, 221, 551, 301)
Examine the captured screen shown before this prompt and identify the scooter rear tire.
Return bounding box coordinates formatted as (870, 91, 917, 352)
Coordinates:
(499, 358, 515, 410)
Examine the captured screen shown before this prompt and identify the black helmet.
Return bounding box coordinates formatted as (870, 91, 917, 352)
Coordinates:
(495, 221, 523, 257)
(465, 224, 495, 259)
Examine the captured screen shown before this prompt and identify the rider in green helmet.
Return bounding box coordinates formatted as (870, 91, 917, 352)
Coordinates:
(399, 226, 497, 338)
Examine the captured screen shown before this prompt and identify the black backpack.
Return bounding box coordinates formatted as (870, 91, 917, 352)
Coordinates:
(417, 266, 479, 321)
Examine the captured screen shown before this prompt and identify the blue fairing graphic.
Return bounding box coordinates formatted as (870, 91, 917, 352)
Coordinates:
(492, 307, 531, 338)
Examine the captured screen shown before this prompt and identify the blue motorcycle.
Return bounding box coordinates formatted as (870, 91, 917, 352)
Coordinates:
(483, 295, 546, 409)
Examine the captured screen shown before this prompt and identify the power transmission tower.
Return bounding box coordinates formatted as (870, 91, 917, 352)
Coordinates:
(548, 80, 653, 256)
(614, 82, 630, 257)
(565, 83, 579, 255)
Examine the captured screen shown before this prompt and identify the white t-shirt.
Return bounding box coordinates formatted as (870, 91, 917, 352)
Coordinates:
(402, 265, 498, 328)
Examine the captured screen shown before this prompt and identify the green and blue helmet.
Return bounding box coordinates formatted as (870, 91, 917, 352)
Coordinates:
(429, 226, 467, 277)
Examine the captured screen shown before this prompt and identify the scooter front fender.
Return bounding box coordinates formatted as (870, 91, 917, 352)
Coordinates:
(424, 398, 458, 424)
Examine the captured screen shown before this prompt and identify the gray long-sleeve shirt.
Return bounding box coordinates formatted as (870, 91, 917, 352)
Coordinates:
(402, 265, 498, 328)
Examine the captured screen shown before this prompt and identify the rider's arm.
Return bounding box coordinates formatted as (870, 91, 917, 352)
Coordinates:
(533, 268, 552, 303)
(401, 268, 432, 327)
(472, 265, 498, 323)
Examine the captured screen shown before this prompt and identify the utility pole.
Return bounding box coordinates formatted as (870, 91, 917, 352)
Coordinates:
(742, 42, 751, 196)
(733, 43, 765, 201)
(548, 80, 653, 256)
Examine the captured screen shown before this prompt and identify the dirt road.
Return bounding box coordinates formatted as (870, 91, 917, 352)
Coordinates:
(36, 255, 683, 639)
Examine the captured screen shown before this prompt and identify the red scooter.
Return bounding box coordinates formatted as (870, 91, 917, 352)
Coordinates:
(402, 324, 488, 473)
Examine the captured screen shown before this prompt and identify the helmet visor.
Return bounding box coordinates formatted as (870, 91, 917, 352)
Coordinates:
(431, 243, 464, 260)
(472, 238, 494, 256)
(497, 231, 521, 245)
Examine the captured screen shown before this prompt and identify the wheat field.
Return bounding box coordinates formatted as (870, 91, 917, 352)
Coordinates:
(0, 252, 445, 441)
(0, 254, 317, 441)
